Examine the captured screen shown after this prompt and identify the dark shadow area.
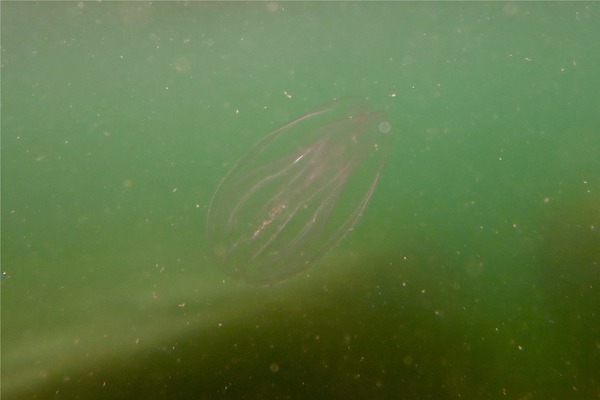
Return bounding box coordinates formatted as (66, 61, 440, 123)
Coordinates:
(534, 195, 600, 394)
(13, 219, 599, 400)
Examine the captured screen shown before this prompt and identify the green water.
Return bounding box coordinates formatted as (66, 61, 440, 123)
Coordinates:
(2, 2, 599, 399)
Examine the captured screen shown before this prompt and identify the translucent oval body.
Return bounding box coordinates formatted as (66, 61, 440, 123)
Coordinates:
(207, 98, 392, 286)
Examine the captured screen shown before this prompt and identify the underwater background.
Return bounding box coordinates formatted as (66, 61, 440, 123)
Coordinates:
(2, 2, 599, 399)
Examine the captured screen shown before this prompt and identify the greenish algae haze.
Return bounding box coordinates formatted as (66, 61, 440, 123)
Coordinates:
(2, 2, 599, 399)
